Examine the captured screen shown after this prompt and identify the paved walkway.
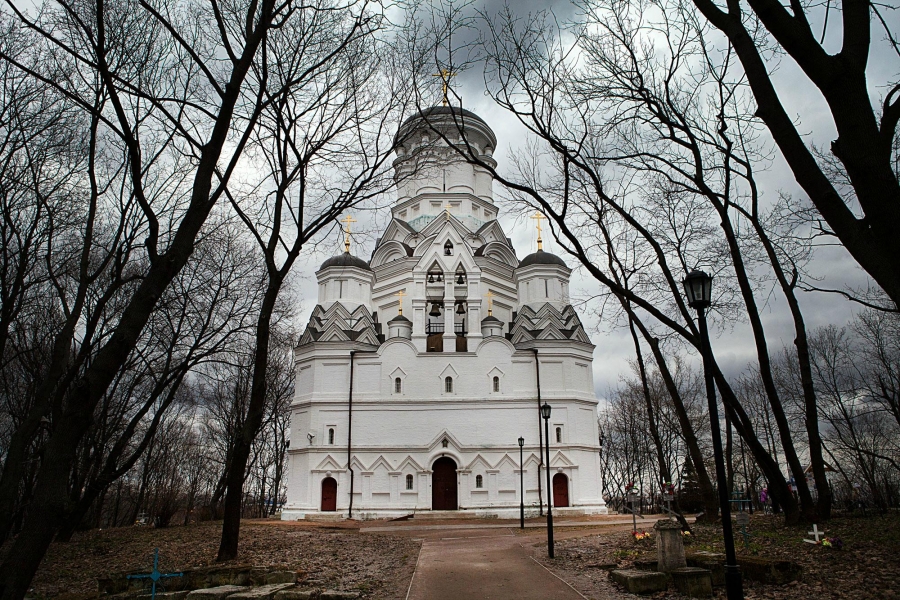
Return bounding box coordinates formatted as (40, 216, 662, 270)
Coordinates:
(404, 531, 585, 600)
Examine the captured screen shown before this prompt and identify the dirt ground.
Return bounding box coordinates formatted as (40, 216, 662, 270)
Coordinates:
(20, 519, 419, 600)
(16, 512, 900, 600)
(534, 512, 900, 599)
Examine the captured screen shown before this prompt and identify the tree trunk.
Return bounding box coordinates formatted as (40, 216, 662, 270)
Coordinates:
(217, 281, 281, 561)
(633, 320, 720, 521)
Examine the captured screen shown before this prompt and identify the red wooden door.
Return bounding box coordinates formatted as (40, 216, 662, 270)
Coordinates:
(553, 473, 569, 508)
(432, 457, 458, 510)
(321, 477, 337, 512)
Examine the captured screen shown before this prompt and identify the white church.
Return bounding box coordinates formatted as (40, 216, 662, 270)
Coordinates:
(281, 106, 607, 519)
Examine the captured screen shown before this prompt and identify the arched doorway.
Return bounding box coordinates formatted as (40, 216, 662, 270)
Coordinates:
(432, 457, 458, 510)
(321, 477, 337, 512)
(552, 473, 569, 508)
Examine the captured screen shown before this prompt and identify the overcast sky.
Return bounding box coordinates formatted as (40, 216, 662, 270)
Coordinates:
(292, 0, 895, 404)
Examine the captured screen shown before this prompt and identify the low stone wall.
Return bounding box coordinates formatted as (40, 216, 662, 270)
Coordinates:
(98, 567, 301, 596)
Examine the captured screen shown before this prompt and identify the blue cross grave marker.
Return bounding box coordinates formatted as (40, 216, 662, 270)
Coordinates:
(127, 548, 183, 600)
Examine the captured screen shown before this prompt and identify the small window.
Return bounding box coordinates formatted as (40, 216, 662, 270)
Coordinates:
(475, 475, 483, 488)
(328, 428, 335, 444)
(444, 240, 454, 256)
(555, 427, 562, 443)
(445, 376, 453, 393)
(544, 278, 549, 297)
(406, 474, 414, 490)
(492, 376, 500, 393)
(394, 377, 402, 393)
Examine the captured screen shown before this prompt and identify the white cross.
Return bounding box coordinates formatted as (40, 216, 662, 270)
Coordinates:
(804, 524, 824, 544)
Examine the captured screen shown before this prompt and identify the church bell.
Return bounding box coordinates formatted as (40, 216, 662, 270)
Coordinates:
(429, 302, 442, 317)
(456, 301, 466, 315)
(456, 273, 465, 284)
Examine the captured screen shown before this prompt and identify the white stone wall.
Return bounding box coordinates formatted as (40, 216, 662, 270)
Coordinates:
(282, 338, 607, 518)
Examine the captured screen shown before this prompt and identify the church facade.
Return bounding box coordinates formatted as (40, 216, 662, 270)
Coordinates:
(281, 106, 607, 519)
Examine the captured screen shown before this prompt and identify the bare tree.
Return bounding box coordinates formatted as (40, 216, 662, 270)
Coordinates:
(0, 0, 395, 596)
(688, 0, 900, 308)
(213, 0, 418, 559)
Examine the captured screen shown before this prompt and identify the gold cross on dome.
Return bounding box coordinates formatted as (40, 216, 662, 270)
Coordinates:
(432, 69, 457, 106)
(444, 202, 452, 221)
(530, 211, 547, 251)
(340, 214, 357, 253)
(395, 290, 405, 315)
(485, 290, 495, 316)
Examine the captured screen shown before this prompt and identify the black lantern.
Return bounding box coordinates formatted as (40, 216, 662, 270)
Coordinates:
(518, 436, 525, 447)
(682, 269, 713, 309)
(541, 402, 552, 420)
(429, 302, 442, 317)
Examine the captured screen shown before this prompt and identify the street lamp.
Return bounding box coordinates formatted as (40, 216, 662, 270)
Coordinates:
(682, 269, 744, 600)
(541, 402, 554, 558)
(518, 436, 525, 529)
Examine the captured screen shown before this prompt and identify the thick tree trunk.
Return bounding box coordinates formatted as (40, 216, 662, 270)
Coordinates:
(711, 366, 800, 524)
(217, 282, 281, 561)
(691, 0, 900, 308)
(633, 320, 720, 521)
(629, 317, 671, 485)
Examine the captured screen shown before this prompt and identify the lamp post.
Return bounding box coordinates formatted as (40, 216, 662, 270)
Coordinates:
(541, 402, 554, 558)
(682, 270, 744, 600)
(518, 436, 525, 529)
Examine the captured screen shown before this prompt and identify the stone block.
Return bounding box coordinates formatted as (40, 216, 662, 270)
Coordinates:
(274, 589, 319, 600)
(633, 559, 658, 571)
(686, 552, 726, 586)
(266, 572, 300, 585)
(609, 569, 669, 595)
(137, 591, 189, 600)
(654, 518, 686, 572)
(185, 585, 248, 600)
(737, 556, 802, 584)
(319, 592, 359, 600)
(227, 584, 296, 600)
(670, 567, 713, 597)
(184, 567, 252, 589)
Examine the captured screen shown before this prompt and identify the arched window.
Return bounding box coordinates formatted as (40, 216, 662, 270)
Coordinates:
(492, 376, 500, 392)
(394, 377, 402, 393)
(444, 240, 454, 256)
(328, 428, 335, 445)
(475, 475, 483, 488)
(406, 474, 414, 490)
(555, 427, 562, 443)
(445, 376, 454, 393)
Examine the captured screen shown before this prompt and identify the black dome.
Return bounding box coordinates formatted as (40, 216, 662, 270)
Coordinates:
(320, 252, 371, 271)
(518, 250, 568, 269)
(395, 105, 497, 149)
(389, 314, 411, 323)
(399, 106, 488, 129)
(481, 314, 501, 323)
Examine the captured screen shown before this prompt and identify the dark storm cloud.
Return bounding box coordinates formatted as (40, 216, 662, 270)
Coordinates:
(295, 0, 893, 399)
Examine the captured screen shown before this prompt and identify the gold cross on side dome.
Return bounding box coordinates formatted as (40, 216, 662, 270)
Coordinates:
(530, 211, 547, 251)
(395, 290, 405, 315)
(432, 69, 457, 106)
(485, 290, 495, 317)
(444, 202, 452, 221)
(340, 214, 357, 253)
